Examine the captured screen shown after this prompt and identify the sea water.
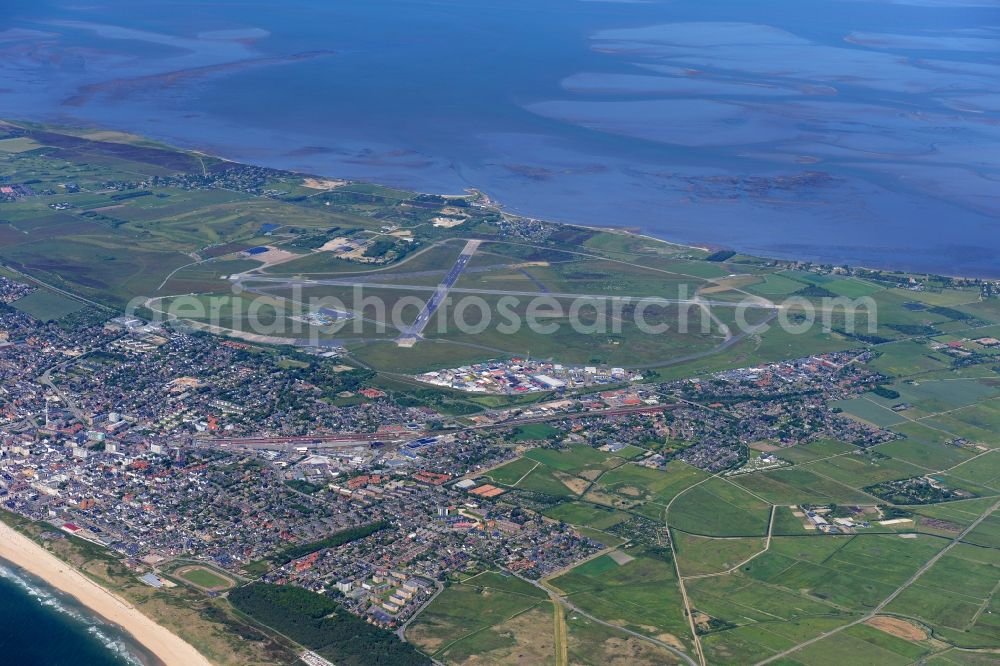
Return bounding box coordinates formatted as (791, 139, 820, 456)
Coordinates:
(0, 561, 152, 666)
(1, 0, 998, 276)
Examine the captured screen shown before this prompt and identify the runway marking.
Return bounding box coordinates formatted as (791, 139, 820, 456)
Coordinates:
(396, 239, 480, 346)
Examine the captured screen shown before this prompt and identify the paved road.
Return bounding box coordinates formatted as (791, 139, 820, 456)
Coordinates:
(397, 581, 445, 641)
(630, 308, 778, 370)
(466, 404, 674, 431)
(510, 572, 698, 666)
(39, 367, 88, 424)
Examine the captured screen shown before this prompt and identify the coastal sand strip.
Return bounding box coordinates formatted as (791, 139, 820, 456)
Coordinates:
(0, 522, 212, 666)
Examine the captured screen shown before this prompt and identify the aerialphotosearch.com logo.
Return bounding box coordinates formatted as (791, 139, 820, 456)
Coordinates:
(127, 283, 878, 346)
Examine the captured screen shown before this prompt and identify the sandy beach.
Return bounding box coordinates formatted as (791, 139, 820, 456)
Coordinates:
(0, 521, 212, 666)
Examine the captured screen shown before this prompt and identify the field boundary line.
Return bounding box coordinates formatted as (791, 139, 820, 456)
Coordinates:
(754, 498, 1000, 665)
(682, 506, 777, 581)
(513, 461, 541, 488)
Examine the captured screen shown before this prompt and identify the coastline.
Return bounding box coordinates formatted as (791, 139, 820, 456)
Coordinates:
(160, 147, 1000, 282)
(8, 118, 995, 280)
(0, 521, 212, 666)
(495, 213, 994, 282)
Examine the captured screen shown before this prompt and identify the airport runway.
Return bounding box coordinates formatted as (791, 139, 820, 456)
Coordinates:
(240, 274, 775, 310)
(394, 239, 480, 345)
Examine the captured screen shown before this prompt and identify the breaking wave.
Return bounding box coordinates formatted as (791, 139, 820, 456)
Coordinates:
(0, 563, 145, 665)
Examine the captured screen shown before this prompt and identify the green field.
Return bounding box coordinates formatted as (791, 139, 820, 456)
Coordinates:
(885, 542, 1000, 647)
(920, 401, 1000, 445)
(692, 537, 928, 628)
(832, 396, 910, 427)
(875, 425, 977, 469)
(745, 535, 947, 610)
(6, 121, 1000, 665)
(511, 423, 561, 441)
(745, 273, 808, 296)
(776, 439, 856, 464)
(516, 464, 581, 498)
(542, 501, 630, 530)
(804, 451, 925, 488)
(0, 122, 877, 376)
(668, 478, 771, 537)
(731, 467, 876, 504)
(10, 289, 87, 321)
(673, 532, 767, 577)
(950, 450, 1000, 489)
(174, 566, 234, 590)
(0, 137, 42, 153)
(912, 497, 998, 532)
(524, 445, 623, 477)
(689, 559, 852, 624)
(566, 613, 687, 665)
(486, 457, 539, 486)
(699, 611, 854, 664)
(482, 445, 634, 500)
(791, 622, 934, 666)
(406, 571, 551, 663)
(864, 376, 1000, 418)
(584, 461, 709, 520)
(867, 341, 952, 378)
(962, 513, 1000, 548)
(551, 548, 694, 652)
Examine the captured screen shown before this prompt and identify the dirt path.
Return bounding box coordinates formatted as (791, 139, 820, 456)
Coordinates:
(552, 591, 569, 666)
(682, 505, 776, 581)
(521, 574, 697, 666)
(664, 474, 714, 666)
(755, 498, 1000, 665)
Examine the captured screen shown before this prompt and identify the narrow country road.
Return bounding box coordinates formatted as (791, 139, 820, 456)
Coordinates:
(755, 498, 1000, 665)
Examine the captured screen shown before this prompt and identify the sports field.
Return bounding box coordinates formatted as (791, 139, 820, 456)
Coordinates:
(172, 565, 236, 592)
